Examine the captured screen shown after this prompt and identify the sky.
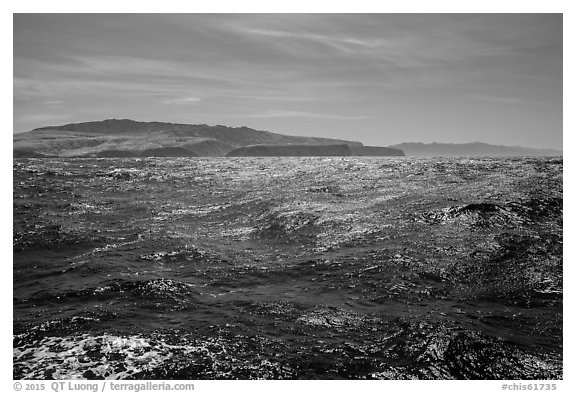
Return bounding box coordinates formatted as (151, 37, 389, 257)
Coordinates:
(13, 13, 563, 149)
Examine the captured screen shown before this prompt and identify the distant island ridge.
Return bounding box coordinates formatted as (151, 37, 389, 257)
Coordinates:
(13, 119, 561, 158)
(389, 142, 561, 157)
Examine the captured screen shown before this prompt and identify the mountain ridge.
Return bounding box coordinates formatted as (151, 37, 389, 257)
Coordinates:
(390, 142, 561, 157)
(16, 119, 367, 157)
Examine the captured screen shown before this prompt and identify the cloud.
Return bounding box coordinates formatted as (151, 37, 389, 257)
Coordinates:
(16, 54, 261, 90)
(465, 94, 550, 106)
(238, 110, 368, 120)
(224, 94, 323, 102)
(238, 28, 387, 54)
(16, 113, 73, 124)
(162, 96, 202, 105)
(13, 77, 60, 101)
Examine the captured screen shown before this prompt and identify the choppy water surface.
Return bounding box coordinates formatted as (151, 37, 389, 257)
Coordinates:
(13, 157, 562, 379)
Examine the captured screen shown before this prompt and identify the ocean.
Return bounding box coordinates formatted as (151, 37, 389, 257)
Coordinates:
(13, 156, 563, 379)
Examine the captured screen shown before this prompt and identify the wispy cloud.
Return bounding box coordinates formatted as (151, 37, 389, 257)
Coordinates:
(14, 77, 60, 100)
(16, 113, 73, 124)
(15, 54, 274, 92)
(465, 94, 551, 106)
(238, 110, 368, 120)
(224, 94, 324, 102)
(162, 96, 202, 105)
(239, 28, 387, 54)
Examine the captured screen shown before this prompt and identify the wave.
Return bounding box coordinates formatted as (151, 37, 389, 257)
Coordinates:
(18, 278, 199, 311)
(416, 197, 562, 228)
(14, 318, 561, 380)
(13, 224, 107, 252)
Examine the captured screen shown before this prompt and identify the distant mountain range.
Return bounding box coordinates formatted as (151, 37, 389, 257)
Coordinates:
(12, 119, 561, 158)
(389, 142, 561, 157)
